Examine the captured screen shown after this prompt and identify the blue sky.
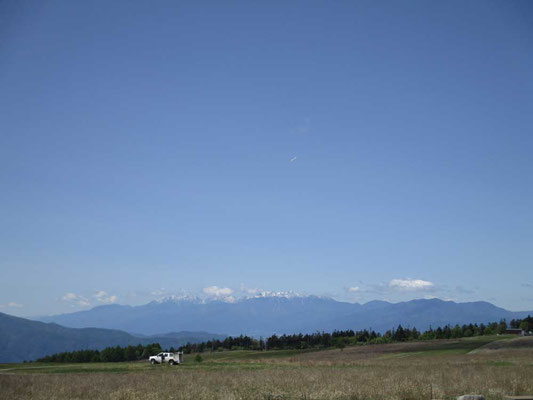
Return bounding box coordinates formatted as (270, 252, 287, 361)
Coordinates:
(1, 0, 532, 316)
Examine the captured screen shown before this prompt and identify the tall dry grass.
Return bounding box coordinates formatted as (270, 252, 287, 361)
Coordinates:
(1, 343, 532, 400)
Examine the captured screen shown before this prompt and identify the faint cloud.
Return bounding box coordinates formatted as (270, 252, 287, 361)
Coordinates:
(203, 286, 233, 297)
(389, 279, 434, 291)
(290, 156, 298, 162)
(93, 290, 117, 304)
(0, 302, 23, 308)
(294, 117, 310, 135)
(453, 285, 476, 295)
(150, 288, 175, 297)
(61, 292, 90, 307)
(239, 283, 262, 296)
(348, 286, 360, 293)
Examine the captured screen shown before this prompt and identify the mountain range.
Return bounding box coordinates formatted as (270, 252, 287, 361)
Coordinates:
(0, 312, 226, 363)
(36, 296, 532, 337)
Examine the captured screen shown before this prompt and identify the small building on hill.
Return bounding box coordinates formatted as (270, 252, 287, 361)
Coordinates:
(505, 328, 525, 335)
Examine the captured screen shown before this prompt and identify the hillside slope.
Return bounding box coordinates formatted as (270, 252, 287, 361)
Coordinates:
(0, 312, 225, 362)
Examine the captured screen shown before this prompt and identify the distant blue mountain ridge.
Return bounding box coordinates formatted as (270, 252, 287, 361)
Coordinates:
(36, 297, 532, 337)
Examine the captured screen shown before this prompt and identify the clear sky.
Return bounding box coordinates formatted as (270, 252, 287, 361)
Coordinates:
(1, 0, 532, 316)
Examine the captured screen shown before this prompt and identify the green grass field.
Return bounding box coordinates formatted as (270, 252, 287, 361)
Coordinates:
(1, 335, 532, 399)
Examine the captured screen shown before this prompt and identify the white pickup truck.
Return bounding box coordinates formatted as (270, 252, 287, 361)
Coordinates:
(149, 351, 184, 365)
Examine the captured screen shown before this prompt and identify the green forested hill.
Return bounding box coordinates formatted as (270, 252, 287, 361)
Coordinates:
(0, 312, 225, 362)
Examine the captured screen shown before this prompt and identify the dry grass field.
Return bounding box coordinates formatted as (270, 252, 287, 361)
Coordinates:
(1, 336, 532, 400)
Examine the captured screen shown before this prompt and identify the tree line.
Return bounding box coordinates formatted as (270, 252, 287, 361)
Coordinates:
(36, 343, 165, 363)
(178, 319, 514, 353)
(36, 316, 531, 363)
(510, 315, 533, 331)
